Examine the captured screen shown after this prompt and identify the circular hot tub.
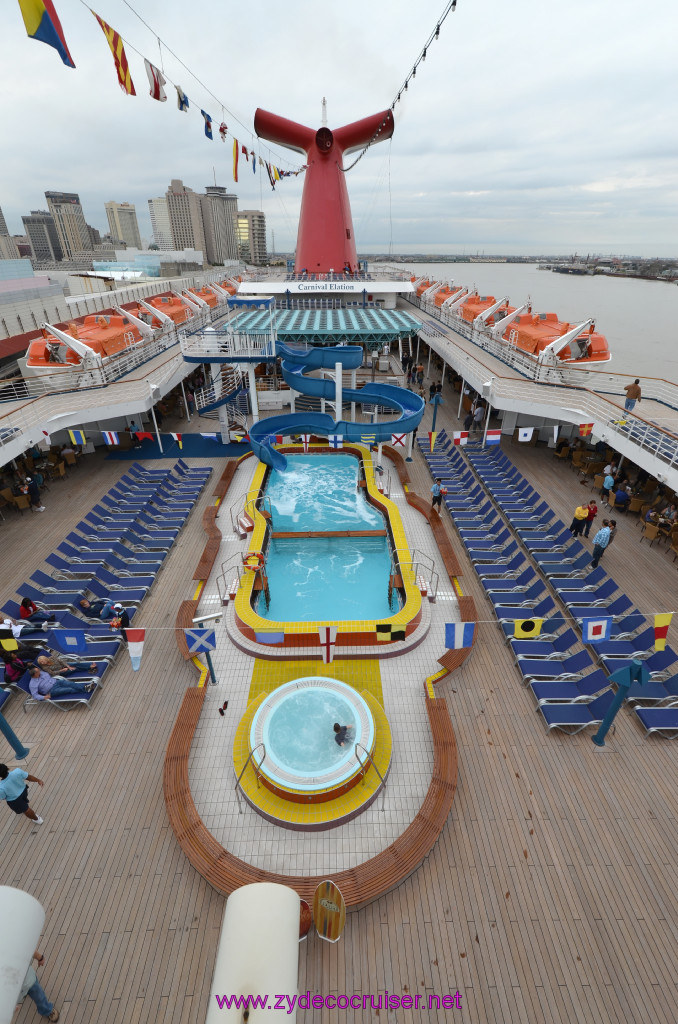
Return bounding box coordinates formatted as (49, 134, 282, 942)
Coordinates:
(249, 677, 376, 802)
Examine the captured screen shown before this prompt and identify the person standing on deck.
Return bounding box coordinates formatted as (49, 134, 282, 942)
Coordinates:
(569, 503, 589, 537)
(584, 500, 598, 538)
(430, 478, 444, 511)
(590, 519, 611, 568)
(624, 379, 641, 411)
(0, 763, 44, 824)
(15, 949, 60, 1020)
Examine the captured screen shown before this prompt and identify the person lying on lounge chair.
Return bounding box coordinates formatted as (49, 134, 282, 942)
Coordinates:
(28, 666, 98, 701)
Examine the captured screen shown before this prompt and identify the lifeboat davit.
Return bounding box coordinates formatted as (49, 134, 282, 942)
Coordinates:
(433, 284, 463, 308)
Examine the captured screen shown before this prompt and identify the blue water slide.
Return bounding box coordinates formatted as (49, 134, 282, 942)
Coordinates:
(249, 343, 425, 470)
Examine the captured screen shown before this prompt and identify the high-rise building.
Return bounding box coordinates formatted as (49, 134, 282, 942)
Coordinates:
(201, 186, 238, 265)
(45, 191, 92, 257)
(237, 210, 267, 265)
(0, 206, 9, 236)
(105, 201, 142, 249)
(0, 235, 20, 260)
(165, 179, 206, 261)
(22, 211, 64, 262)
(148, 197, 173, 250)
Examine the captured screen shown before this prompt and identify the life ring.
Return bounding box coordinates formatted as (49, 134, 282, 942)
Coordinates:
(243, 551, 264, 572)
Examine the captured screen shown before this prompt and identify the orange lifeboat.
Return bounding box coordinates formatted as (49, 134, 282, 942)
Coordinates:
(415, 279, 433, 297)
(458, 294, 511, 324)
(502, 311, 610, 363)
(144, 293, 194, 325)
(189, 286, 219, 309)
(26, 313, 143, 371)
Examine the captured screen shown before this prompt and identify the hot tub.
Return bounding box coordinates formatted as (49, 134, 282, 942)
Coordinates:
(249, 677, 376, 802)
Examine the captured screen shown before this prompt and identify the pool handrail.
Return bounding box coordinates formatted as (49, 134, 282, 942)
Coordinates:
(392, 546, 440, 602)
(355, 742, 387, 813)
(235, 742, 266, 814)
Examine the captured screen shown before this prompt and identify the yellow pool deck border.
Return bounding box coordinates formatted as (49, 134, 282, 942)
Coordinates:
(233, 444, 422, 646)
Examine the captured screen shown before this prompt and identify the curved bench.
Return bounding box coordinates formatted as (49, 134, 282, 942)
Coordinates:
(164, 683, 457, 907)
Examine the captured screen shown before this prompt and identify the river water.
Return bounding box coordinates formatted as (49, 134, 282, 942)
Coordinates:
(401, 262, 678, 382)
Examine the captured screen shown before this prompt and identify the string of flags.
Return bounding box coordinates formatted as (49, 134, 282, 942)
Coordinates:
(15, 0, 306, 186)
(440, 613, 675, 653)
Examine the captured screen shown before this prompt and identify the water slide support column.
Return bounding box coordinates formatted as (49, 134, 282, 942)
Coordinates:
(458, 378, 465, 419)
(415, 335, 421, 362)
(248, 367, 260, 423)
(351, 370, 356, 421)
(440, 363, 446, 393)
(335, 362, 342, 421)
(218, 405, 230, 444)
(427, 348, 432, 377)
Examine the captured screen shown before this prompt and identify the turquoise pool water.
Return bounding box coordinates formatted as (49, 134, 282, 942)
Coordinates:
(266, 455, 382, 532)
(258, 454, 398, 622)
(265, 689, 358, 773)
(259, 536, 396, 621)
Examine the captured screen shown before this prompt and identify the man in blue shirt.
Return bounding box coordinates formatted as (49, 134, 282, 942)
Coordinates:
(430, 478, 444, 511)
(79, 598, 116, 620)
(28, 667, 97, 702)
(0, 763, 44, 823)
(602, 474, 615, 499)
(590, 519, 611, 568)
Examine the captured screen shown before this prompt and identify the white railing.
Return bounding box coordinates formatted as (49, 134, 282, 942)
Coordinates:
(180, 329, 276, 361)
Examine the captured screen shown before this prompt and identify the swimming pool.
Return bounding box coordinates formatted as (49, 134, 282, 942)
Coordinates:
(249, 676, 376, 798)
(265, 455, 382, 532)
(256, 454, 398, 622)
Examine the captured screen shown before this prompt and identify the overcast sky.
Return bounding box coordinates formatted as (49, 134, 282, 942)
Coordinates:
(2, 0, 676, 256)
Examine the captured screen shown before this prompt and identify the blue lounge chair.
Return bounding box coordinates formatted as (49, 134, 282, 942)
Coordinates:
(481, 568, 538, 594)
(17, 584, 87, 611)
(30, 569, 94, 593)
(559, 580, 618, 607)
(633, 704, 678, 737)
(475, 555, 527, 578)
(573, 594, 633, 621)
(600, 648, 678, 680)
(494, 596, 556, 621)
(589, 628, 656, 658)
(517, 650, 593, 682)
(510, 627, 579, 660)
(538, 690, 616, 733)
(11, 668, 101, 711)
(529, 670, 610, 705)
(538, 555, 592, 576)
(551, 567, 607, 592)
(88, 580, 145, 605)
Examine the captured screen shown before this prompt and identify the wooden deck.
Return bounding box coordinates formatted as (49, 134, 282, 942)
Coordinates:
(3, 401, 678, 1023)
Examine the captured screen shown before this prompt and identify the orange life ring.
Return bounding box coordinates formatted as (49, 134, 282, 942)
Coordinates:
(243, 551, 264, 572)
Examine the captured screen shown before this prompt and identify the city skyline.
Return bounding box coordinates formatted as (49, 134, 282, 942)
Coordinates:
(2, 0, 677, 256)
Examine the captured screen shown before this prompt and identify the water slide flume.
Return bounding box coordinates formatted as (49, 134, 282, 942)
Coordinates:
(248, 342, 425, 470)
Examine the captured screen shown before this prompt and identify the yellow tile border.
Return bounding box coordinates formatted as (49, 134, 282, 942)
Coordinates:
(233, 446, 422, 638)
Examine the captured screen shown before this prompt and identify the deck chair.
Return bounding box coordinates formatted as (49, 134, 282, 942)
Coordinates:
(559, 580, 619, 607)
(475, 554, 527, 578)
(538, 690, 615, 733)
(510, 628, 579, 660)
(601, 648, 677, 680)
(482, 569, 538, 594)
(12, 668, 101, 711)
(632, 704, 678, 738)
(518, 650, 593, 682)
(551, 567, 608, 592)
(529, 670, 610, 706)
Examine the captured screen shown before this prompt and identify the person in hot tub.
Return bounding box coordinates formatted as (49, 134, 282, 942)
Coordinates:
(333, 722, 354, 747)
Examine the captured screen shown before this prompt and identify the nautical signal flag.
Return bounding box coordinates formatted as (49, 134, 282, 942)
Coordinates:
(200, 432, 218, 440)
(135, 431, 154, 441)
(654, 612, 674, 651)
(445, 622, 476, 650)
(0, 637, 18, 653)
(453, 430, 468, 446)
(201, 110, 213, 140)
(233, 138, 239, 182)
(144, 59, 167, 102)
(518, 427, 534, 442)
(376, 623, 406, 642)
(18, 0, 75, 67)
(390, 433, 406, 448)
(579, 422, 594, 437)
(170, 432, 183, 449)
(102, 430, 119, 446)
(329, 435, 343, 449)
(581, 616, 612, 643)
(126, 628, 145, 670)
(176, 85, 189, 111)
(513, 618, 543, 638)
(486, 429, 501, 446)
(319, 625, 337, 664)
(429, 431, 438, 452)
(68, 429, 86, 445)
(361, 434, 376, 445)
(301, 434, 311, 453)
(274, 434, 285, 444)
(93, 11, 136, 95)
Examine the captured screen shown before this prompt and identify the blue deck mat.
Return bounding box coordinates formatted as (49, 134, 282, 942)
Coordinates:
(105, 433, 249, 460)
